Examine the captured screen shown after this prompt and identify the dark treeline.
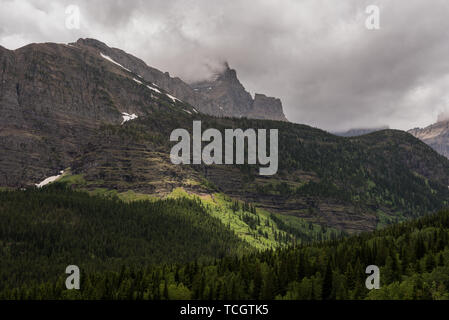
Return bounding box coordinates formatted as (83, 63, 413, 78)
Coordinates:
(2, 188, 449, 299)
(0, 185, 249, 293)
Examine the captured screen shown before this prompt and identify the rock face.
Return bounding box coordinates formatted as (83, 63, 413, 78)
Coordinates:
(250, 94, 287, 121)
(408, 121, 449, 158)
(75, 39, 288, 121)
(0, 40, 197, 186)
(191, 63, 288, 121)
(74, 38, 200, 109)
(191, 64, 253, 117)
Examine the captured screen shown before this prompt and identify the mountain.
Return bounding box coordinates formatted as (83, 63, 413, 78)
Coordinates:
(75, 38, 287, 121)
(333, 126, 389, 137)
(0, 38, 286, 186)
(3, 38, 449, 300)
(408, 120, 449, 158)
(191, 62, 287, 121)
(1, 39, 449, 235)
(68, 115, 449, 233)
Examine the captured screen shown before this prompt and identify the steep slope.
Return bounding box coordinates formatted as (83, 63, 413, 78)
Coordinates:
(67, 113, 449, 233)
(0, 40, 196, 187)
(0, 185, 249, 292)
(409, 120, 449, 158)
(73, 38, 287, 121)
(0, 39, 287, 187)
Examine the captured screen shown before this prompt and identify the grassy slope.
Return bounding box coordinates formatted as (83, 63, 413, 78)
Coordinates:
(54, 171, 341, 250)
(55, 170, 362, 239)
(168, 187, 342, 250)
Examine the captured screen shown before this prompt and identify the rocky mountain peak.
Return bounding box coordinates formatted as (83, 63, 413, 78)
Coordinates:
(408, 120, 449, 158)
(250, 94, 287, 121)
(75, 38, 108, 49)
(217, 62, 237, 81)
(71, 39, 288, 121)
(191, 62, 288, 121)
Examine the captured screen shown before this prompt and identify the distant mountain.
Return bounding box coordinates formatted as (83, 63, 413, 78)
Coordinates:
(333, 126, 389, 137)
(408, 120, 449, 158)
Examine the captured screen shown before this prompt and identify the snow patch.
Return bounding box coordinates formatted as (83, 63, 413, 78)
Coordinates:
(146, 85, 161, 94)
(100, 53, 131, 72)
(36, 171, 64, 188)
(121, 112, 138, 124)
(133, 78, 143, 85)
(192, 108, 198, 113)
(166, 93, 181, 103)
(183, 109, 192, 115)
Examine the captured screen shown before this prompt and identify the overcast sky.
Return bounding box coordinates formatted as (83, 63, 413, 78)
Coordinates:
(1, 0, 449, 131)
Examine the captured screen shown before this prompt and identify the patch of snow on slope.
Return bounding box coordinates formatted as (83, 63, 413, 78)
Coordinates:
(146, 85, 161, 94)
(133, 78, 143, 85)
(166, 93, 181, 103)
(192, 108, 198, 113)
(100, 53, 131, 72)
(36, 171, 64, 188)
(183, 109, 192, 114)
(132, 78, 163, 95)
(121, 112, 138, 124)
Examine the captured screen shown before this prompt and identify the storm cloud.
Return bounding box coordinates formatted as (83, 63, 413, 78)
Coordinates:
(1, 0, 449, 131)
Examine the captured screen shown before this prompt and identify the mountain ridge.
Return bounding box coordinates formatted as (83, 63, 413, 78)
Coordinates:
(408, 120, 449, 159)
(73, 38, 288, 121)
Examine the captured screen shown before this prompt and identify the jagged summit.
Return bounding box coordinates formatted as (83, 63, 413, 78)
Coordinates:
(191, 61, 288, 121)
(71, 38, 288, 121)
(408, 120, 449, 158)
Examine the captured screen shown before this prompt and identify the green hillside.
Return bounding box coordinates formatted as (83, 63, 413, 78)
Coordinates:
(68, 111, 449, 233)
(0, 184, 340, 294)
(0, 185, 248, 292)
